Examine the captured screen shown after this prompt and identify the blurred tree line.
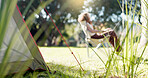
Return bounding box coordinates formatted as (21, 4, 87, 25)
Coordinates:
(17, 0, 140, 46)
(85, 0, 140, 31)
(17, 0, 84, 46)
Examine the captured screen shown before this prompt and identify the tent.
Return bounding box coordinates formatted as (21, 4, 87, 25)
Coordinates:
(0, 5, 49, 75)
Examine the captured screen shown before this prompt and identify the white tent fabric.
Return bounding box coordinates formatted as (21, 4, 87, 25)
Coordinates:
(0, 17, 32, 63)
(0, 5, 48, 74)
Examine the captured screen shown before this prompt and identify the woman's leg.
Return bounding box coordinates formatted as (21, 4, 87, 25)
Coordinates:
(108, 30, 121, 52)
(91, 30, 122, 52)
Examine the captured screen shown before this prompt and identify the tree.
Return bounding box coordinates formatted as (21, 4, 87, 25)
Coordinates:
(17, 0, 142, 46)
(84, 0, 141, 32)
(17, 0, 85, 46)
(84, 0, 122, 31)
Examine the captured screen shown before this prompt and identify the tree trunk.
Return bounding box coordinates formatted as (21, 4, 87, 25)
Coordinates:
(139, 0, 148, 46)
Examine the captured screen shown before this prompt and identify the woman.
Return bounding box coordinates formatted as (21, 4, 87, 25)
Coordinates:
(78, 12, 122, 52)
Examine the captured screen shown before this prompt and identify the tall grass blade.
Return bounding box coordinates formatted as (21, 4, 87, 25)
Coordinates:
(0, 0, 17, 49)
(22, 0, 34, 16)
(0, 0, 53, 77)
(135, 42, 148, 74)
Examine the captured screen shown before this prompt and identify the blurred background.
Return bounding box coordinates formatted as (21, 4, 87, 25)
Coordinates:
(17, 0, 141, 47)
(1, 0, 148, 77)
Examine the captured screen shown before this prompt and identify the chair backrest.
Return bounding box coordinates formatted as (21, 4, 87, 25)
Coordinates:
(79, 21, 94, 39)
(79, 21, 110, 46)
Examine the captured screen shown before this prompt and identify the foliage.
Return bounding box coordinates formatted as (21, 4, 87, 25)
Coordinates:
(85, 0, 141, 31)
(1, 0, 148, 77)
(17, 0, 85, 46)
(0, 0, 18, 77)
(0, 0, 51, 77)
(17, 0, 141, 46)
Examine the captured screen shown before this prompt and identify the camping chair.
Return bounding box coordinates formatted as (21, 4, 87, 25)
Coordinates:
(85, 34, 110, 57)
(78, 22, 110, 57)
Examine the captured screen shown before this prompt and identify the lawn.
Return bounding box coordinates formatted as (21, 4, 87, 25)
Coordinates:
(39, 47, 113, 77)
(39, 46, 148, 77)
(40, 47, 112, 70)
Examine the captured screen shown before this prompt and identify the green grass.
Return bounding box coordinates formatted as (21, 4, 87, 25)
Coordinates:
(40, 47, 117, 77)
(40, 47, 110, 70)
(1, 0, 148, 77)
(5, 46, 147, 78)
(39, 47, 148, 77)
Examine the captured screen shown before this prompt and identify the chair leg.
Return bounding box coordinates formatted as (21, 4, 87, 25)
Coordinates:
(86, 42, 89, 57)
(91, 43, 101, 57)
(95, 43, 101, 52)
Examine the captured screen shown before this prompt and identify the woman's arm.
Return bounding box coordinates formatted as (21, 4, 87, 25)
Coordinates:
(86, 24, 102, 33)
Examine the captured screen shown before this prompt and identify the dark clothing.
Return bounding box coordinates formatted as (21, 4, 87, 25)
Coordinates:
(91, 30, 121, 52)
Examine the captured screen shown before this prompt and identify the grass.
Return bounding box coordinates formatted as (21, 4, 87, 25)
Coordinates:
(40, 47, 110, 70)
(1, 0, 148, 77)
(39, 47, 117, 77)
(39, 46, 148, 77)
(5, 46, 148, 78)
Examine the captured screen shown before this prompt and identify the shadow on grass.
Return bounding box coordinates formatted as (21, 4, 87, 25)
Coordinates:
(8, 59, 148, 78)
(5, 62, 92, 78)
(47, 62, 92, 78)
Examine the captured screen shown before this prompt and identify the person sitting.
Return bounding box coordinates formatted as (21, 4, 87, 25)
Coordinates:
(78, 12, 122, 52)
